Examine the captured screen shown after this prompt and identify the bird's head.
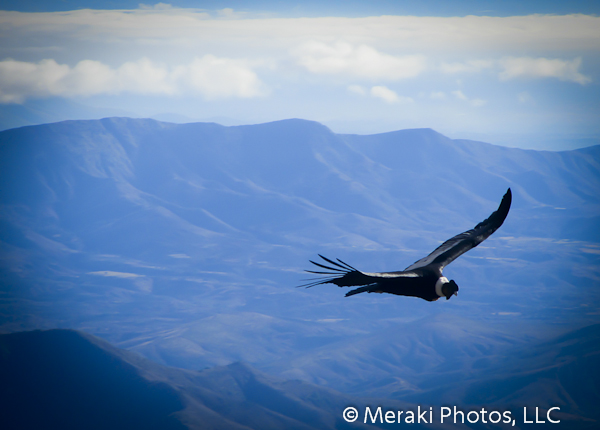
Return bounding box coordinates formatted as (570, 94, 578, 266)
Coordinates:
(443, 280, 459, 300)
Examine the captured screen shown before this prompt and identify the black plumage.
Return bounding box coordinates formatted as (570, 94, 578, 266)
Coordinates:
(299, 188, 512, 301)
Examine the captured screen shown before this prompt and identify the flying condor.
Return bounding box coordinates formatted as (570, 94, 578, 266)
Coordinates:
(299, 188, 512, 301)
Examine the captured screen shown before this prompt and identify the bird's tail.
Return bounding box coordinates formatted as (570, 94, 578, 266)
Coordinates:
(296, 254, 362, 288)
(344, 286, 372, 297)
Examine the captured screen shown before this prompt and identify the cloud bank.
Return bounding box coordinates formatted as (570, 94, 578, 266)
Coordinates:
(2, 11, 598, 53)
(0, 56, 266, 103)
(294, 42, 427, 80)
(499, 57, 591, 84)
(0, 10, 597, 103)
(0, 8, 597, 141)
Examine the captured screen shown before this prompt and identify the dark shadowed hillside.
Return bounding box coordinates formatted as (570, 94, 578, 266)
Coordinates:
(0, 329, 430, 430)
(0, 329, 187, 430)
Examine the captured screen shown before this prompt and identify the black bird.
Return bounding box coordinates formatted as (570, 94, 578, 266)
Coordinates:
(300, 188, 512, 301)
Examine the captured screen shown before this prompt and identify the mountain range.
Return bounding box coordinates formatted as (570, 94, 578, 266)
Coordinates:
(0, 117, 599, 428)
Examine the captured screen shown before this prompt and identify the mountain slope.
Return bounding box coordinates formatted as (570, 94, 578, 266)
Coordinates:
(1, 116, 598, 368)
(0, 329, 187, 430)
(1, 327, 598, 429)
(0, 329, 426, 430)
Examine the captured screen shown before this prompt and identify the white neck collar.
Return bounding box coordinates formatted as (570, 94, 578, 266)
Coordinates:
(435, 277, 449, 298)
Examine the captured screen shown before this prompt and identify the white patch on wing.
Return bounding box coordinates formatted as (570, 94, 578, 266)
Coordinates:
(363, 271, 419, 278)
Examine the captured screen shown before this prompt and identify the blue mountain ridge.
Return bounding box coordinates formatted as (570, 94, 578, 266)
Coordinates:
(0, 117, 599, 428)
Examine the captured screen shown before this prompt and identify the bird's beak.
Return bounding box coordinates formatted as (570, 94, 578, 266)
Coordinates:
(446, 291, 458, 300)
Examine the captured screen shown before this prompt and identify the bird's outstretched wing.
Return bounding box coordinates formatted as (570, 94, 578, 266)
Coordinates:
(404, 188, 512, 272)
(297, 254, 418, 289)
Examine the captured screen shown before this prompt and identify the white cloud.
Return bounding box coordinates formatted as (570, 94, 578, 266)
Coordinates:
(138, 3, 173, 10)
(0, 56, 266, 103)
(347, 84, 366, 95)
(216, 8, 248, 19)
(348, 84, 413, 104)
(176, 55, 266, 99)
(452, 90, 487, 107)
(65, 60, 118, 96)
(116, 58, 175, 95)
(430, 91, 446, 100)
(294, 41, 427, 80)
(499, 57, 591, 84)
(370, 86, 413, 104)
(440, 57, 591, 85)
(370, 86, 399, 103)
(452, 90, 468, 101)
(0, 59, 69, 102)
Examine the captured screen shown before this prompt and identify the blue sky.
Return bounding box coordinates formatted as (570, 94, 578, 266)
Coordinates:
(3, 0, 600, 16)
(1, 1, 599, 148)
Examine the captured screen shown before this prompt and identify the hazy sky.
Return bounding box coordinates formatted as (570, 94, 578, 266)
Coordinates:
(1, 1, 599, 147)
